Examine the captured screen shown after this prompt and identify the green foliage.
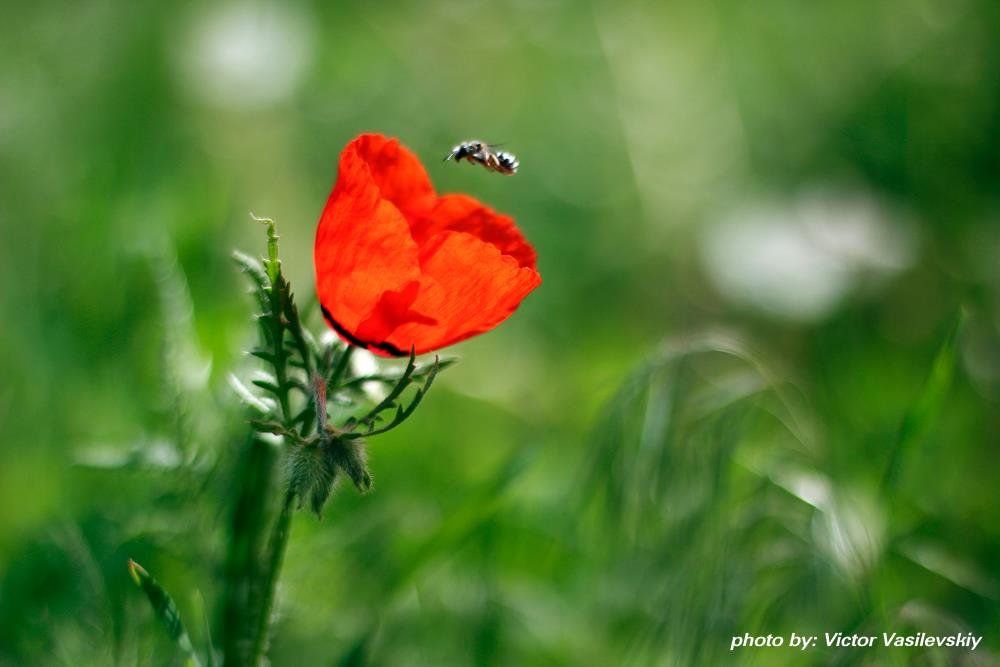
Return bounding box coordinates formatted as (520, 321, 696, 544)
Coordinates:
(2, 2, 999, 665)
(576, 329, 995, 665)
(580, 336, 819, 664)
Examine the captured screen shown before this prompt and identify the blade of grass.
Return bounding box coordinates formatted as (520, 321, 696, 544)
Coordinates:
(881, 311, 966, 494)
(195, 590, 219, 667)
(127, 560, 202, 667)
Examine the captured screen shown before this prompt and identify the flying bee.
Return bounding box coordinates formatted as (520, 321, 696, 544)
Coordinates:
(444, 140, 519, 175)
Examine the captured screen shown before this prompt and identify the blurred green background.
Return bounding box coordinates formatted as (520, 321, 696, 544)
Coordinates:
(2, 1, 999, 665)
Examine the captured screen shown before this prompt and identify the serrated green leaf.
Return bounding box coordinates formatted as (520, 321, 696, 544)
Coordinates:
(339, 374, 398, 390)
(251, 379, 282, 395)
(249, 349, 276, 364)
(338, 357, 453, 392)
(286, 378, 309, 393)
(355, 349, 417, 428)
(232, 250, 269, 290)
(344, 357, 441, 439)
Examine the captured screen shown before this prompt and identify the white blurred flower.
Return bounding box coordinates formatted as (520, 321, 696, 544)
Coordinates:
(699, 190, 918, 322)
(172, 2, 316, 110)
(350, 347, 379, 378)
(797, 193, 916, 274)
(350, 348, 387, 402)
(319, 330, 339, 348)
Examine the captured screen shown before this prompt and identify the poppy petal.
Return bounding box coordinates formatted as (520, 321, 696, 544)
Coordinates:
(315, 144, 421, 344)
(315, 133, 541, 356)
(348, 133, 435, 217)
(354, 280, 437, 344)
(412, 194, 537, 269)
(379, 231, 541, 352)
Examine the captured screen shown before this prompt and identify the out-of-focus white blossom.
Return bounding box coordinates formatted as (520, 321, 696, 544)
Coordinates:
(699, 190, 918, 322)
(172, 2, 316, 110)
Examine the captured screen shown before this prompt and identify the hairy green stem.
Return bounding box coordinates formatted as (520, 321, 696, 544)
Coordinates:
(268, 282, 293, 423)
(250, 489, 296, 665)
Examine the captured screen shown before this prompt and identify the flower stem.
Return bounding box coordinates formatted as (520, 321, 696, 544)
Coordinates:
(250, 489, 296, 665)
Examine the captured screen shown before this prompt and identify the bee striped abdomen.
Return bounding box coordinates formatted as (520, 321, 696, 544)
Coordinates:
(492, 151, 519, 175)
(445, 139, 519, 176)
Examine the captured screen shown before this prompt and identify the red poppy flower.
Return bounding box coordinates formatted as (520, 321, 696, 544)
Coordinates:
(314, 133, 541, 357)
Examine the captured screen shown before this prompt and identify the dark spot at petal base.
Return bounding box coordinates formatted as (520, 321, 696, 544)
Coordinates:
(321, 306, 408, 357)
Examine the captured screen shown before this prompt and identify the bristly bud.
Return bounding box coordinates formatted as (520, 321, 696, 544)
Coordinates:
(285, 431, 373, 517)
(287, 442, 337, 516)
(327, 433, 372, 494)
